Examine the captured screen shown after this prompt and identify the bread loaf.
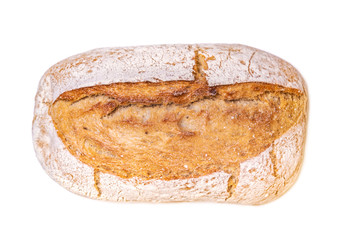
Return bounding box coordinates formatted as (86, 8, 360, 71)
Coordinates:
(33, 44, 308, 204)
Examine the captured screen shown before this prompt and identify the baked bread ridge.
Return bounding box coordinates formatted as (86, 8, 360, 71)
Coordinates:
(33, 44, 308, 204)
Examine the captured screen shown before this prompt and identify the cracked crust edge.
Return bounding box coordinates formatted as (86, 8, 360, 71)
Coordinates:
(33, 44, 308, 204)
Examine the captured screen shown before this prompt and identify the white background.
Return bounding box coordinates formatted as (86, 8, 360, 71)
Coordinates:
(1, 0, 359, 239)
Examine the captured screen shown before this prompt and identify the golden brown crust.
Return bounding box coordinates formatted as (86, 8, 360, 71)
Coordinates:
(50, 81, 305, 182)
(33, 44, 308, 204)
(56, 81, 214, 105)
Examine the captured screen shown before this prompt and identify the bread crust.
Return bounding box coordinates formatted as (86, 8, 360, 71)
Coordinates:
(33, 44, 308, 204)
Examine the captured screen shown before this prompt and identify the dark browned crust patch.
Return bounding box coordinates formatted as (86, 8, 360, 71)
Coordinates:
(50, 81, 305, 181)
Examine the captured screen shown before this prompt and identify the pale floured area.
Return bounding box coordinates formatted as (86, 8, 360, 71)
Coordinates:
(229, 119, 305, 204)
(32, 44, 308, 204)
(33, 75, 99, 198)
(48, 45, 197, 100)
(197, 44, 306, 92)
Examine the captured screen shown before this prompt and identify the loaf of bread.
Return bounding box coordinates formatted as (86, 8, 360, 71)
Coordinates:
(33, 44, 308, 204)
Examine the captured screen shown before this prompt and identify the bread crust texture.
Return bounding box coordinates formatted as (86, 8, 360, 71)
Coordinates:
(33, 44, 308, 204)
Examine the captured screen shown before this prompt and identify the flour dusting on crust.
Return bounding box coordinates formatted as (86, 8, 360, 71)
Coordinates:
(33, 44, 307, 204)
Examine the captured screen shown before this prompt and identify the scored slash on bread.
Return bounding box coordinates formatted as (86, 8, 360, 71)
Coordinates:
(33, 44, 308, 204)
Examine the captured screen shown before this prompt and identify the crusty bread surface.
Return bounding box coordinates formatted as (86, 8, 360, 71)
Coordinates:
(33, 44, 308, 204)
